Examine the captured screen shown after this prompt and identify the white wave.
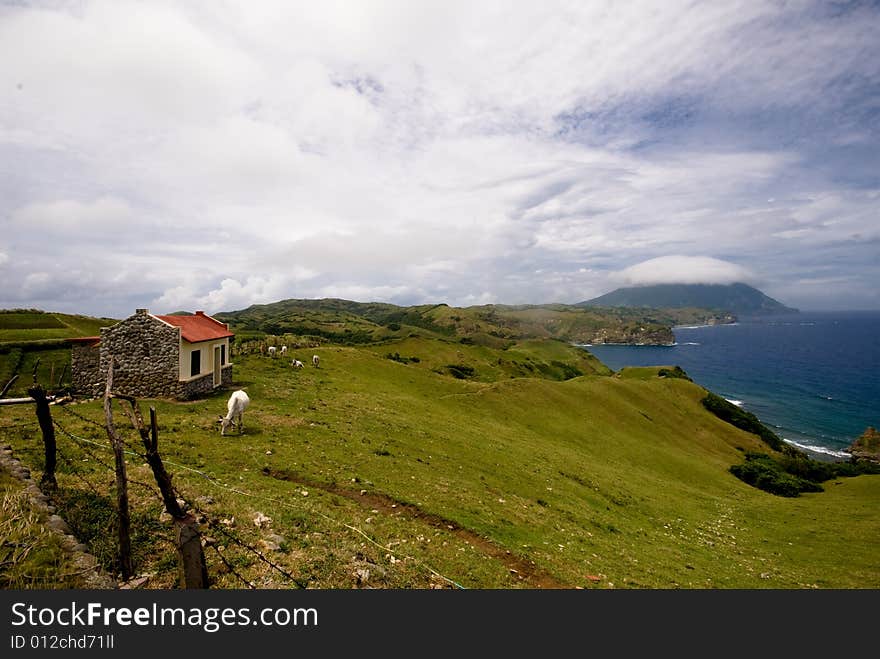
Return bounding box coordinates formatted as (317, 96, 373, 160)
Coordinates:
(673, 325, 709, 329)
(725, 399, 744, 407)
(782, 439, 850, 460)
(680, 342, 700, 346)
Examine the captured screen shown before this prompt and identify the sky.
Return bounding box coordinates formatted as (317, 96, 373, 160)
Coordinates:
(1, 0, 878, 318)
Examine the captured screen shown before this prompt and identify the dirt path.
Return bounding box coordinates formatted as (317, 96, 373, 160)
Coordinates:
(261, 466, 568, 589)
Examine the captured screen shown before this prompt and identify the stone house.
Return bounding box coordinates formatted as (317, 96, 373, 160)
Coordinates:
(70, 309, 234, 400)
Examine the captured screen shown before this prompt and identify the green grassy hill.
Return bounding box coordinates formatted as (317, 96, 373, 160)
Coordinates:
(1, 335, 876, 589)
(215, 298, 680, 346)
(0, 309, 115, 344)
(0, 310, 117, 397)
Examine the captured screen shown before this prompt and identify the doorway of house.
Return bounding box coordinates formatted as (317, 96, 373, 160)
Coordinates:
(213, 346, 221, 387)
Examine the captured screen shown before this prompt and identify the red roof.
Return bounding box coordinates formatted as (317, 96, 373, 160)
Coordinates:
(155, 311, 234, 343)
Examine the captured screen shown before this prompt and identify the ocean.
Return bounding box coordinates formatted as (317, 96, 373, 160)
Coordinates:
(582, 311, 880, 460)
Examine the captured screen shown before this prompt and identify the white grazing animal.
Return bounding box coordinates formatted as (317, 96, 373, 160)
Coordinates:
(268, 346, 277, 358)
(312, 354, 320, 368)
(280, 345, 288, 357)
(219, 389, 250, 436)
(291, 359, 304, 369)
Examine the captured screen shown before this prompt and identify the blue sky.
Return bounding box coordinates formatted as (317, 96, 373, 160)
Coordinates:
(1, 0, 878, 317)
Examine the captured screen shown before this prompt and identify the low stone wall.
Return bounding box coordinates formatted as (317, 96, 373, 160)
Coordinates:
(71, 343, 102, 398)
(0, 442, 117, 589)
(180, 373, 215, 400)
(179, 365, 234, 400)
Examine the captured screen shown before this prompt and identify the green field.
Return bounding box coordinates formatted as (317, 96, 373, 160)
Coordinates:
(0, 310, 114, 342)
(0, 310, 117, 397)
(1, 334, 876, 589)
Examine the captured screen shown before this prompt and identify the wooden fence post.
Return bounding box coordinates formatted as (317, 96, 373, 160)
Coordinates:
(103, 357, 133, 581)
(116, 396, 209, 589)
(150, 406, 208, 589)
(27, 384, 57, 491)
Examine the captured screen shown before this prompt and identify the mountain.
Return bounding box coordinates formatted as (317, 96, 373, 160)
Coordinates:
(578, 283, 798, 316)
(213, 298, 677, 346)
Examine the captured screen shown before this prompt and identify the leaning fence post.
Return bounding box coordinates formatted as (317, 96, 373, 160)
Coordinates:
(149, 406, 209, 589)
(27, 383, 57, 490)
(118, 396, 209, 589)
(103, 357, 133, 581)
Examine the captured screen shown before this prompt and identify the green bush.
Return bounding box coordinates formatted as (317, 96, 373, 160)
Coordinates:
(658, 366, 692, 381)
(701, 392, 784, 451)
(385, 352, 420, 364)
(729, 453, 823, 497)
(446, 364, 475, 379)
(729, 450, 879, 497)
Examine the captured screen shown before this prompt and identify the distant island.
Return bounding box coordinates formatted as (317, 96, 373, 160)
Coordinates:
(579, 282, 798, 317)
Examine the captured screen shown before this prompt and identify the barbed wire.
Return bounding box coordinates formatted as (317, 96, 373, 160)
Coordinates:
(167, 482, 307, 590)
(33, 400, 466, 589)
(52, 420, 118, 473)
(208, 544, 256, 589)
(0, 421, 39, 431)
(55, 446, 105, 498)
(54, 402, 105, 429)
(52, 419, 167, 504)
(55, 403, 151, 462)
(206, 517, 307, 589)
(166, 461, 465, 589)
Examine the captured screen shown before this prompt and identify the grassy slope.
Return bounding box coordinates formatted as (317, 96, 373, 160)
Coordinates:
(0, 470, 85, 589)
(0, 311, 117, 397)
(216, 299, 677, 345)
(0, 311, 115, 343)
(2, 336, 876, 589)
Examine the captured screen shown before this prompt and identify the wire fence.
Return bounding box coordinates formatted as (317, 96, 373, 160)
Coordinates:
(3, 392, 467, 590)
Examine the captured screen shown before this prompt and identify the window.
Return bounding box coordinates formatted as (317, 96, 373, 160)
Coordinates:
(221, 344, 226, 365)
(190, 350, 201, 377)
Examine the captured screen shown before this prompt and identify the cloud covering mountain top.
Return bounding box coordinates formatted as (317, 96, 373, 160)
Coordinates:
(1, 1, 878, 315)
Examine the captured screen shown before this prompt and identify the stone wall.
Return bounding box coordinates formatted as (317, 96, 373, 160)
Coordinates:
(180, 365, 234, 400)
(99, 309, 181, 399)
(71, 309, 235, 400)
(180, 373, 214, 400)
(70, 343, 102, 398)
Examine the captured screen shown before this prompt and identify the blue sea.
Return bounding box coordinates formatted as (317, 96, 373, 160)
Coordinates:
(583, 311, 880, 460)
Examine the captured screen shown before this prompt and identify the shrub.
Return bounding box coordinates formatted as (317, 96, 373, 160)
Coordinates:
(658, 366, 692, 381)
(446, 364, 475, 379)
(701, 392, 784, 451)
(729, 450, 879, 497)
(385, 353, 420, 364)
(729, 453, 823, 497)
(550, 360, 583, 380)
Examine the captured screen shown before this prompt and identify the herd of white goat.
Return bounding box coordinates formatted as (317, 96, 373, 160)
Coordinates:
(218, 347, 321, 435)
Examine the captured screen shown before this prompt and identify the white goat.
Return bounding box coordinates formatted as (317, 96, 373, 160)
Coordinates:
(312, 354, 320, 368)
(291, 359, 304, 369)
(268, 346, 277, 358)
(280, 345, 288, 357)
(218, 389, 250, 436)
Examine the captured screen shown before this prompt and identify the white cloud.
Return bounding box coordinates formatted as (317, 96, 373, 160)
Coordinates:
(614, 256, 755, 286)
(0, 1, 877, 314)
(10, 197, 133, 232)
